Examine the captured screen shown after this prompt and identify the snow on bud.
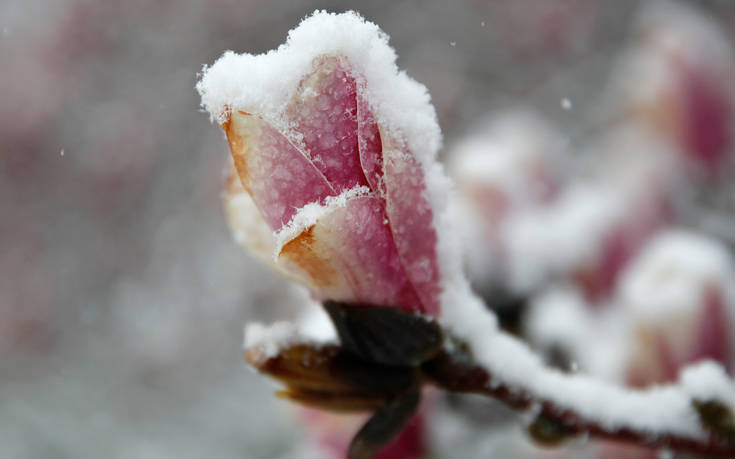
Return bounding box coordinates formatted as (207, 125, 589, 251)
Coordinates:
(619, 229, 735, 386)
(199, 11, 443, 316)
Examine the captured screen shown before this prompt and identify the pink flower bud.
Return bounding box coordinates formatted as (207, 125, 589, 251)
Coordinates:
(200, 12, 442, 316)
(607, 1, 734, 176)
(619, 230, 735, 386)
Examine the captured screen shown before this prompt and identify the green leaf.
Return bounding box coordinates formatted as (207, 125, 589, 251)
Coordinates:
(324, 301, 443, 366)
(348, 391, 421, 459)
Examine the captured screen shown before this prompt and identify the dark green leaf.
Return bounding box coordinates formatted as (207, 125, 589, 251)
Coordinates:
(324, 301, 443, 366)
(348, 391, 421, 459)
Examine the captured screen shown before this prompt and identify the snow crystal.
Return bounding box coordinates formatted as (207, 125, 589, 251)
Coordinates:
(275, 185, 370, 250)
(244, 322, 301, 359)
(197, 10, 442, 171)
(244, 312, 337, 360)
(561, 98, 572, 110)
(297, 305, 337, 343)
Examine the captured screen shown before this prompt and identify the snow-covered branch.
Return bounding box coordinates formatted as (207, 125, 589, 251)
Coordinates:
(245, 301, 735, 457)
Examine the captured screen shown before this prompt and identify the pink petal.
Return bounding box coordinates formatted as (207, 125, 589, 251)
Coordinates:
(223, 161, 278, 258)
(277, 195, 425, 313)
(375, 413, 425, 459)
(286, 57, 369, 192)
(357, 90, 384, 195)
(224, 110, 335, 230)
(383, 148, 441, 316)
(677, 64, 732, 171)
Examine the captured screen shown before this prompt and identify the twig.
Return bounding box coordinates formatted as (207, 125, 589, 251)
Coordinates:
(423, 350, 735, 457)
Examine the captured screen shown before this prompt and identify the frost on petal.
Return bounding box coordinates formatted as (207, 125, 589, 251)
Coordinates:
(286, 56, 368, 192)
(223, 160, 279, 267)
(382, 147, 441, 316)
(357, 90, 384, 195)
(277, 196, 425, 313)
(224, 110, 336, 230)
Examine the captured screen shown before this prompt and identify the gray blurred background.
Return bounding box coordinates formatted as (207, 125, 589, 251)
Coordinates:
(2, 1, 735, 458)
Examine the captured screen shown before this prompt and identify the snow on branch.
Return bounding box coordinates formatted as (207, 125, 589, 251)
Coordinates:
(441, 284, 728, 439)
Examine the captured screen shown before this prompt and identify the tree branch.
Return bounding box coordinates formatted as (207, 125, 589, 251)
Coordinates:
(245, 302, 735, 457)
(422, 350, 735, 457)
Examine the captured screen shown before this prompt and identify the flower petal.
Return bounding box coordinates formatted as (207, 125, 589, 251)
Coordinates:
(224, 110, 335, 229)
(286, 56, 369, 192)
(223, 160, 279, 267)
(277, 195, 425, 313)
(677, 64, 732, 170)
(383, 147, 441, 316)
(357, 90, 384, 195)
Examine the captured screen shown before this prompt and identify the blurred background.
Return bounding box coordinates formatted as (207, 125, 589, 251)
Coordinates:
(3, 0, 735, 457)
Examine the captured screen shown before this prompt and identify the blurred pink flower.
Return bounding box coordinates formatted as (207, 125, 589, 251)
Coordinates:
(619, 230, 735, 387)
(609, 1, 735, 177)
(223, 56, 440, 316)
(573, 194, 671, 304)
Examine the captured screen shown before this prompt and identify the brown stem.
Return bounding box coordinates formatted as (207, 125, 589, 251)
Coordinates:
(248, 301, 735, 457)
(422, 350, 735, 457)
